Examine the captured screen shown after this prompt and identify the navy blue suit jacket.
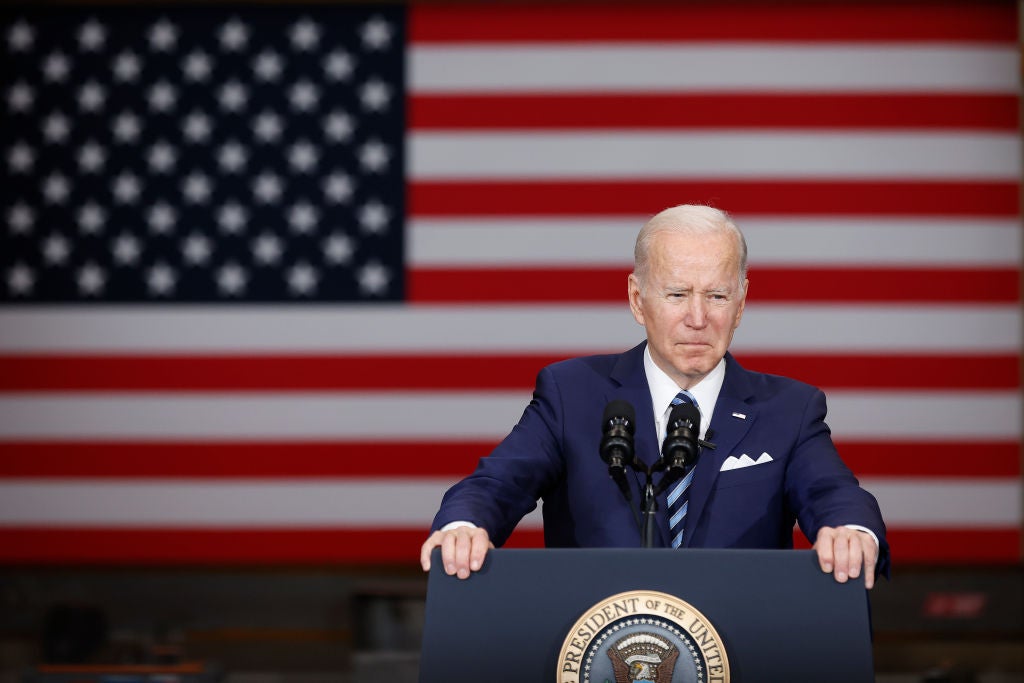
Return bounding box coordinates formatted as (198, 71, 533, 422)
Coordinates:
(432, 342, 890, 576)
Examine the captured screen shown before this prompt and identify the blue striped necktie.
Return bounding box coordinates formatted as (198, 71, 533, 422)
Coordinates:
(666, 390, 699, 549)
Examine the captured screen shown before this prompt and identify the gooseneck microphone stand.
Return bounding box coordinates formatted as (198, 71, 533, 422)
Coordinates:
(634, 436, 716, 547)
(599, 400, 715, 548)
(640, 423, 717, 547)
(641, 480, 660, 548)
(635, 456, 677, 549)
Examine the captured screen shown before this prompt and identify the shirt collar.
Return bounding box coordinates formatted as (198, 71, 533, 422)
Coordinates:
(643, 345, 726, 439)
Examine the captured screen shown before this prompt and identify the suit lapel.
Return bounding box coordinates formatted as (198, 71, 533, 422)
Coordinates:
(683, 353, 758, 547)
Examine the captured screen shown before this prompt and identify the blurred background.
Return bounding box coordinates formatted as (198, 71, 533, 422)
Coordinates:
(0, 1, 1020, 681)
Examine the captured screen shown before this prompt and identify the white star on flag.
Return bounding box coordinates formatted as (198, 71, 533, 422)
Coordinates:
(6, 20, 34, 52)
(78, 19, 106, 51)
(43, 52, 71, 82)
(219, 19, 249, 52)
(182, 51, 213, 82)
(113, 51, 142, 82)
(112, 233, 142, 265)
(6, 262, 34, 295)
(7, 203, 34, 233)
(42, 235, 70, 264)
(149, 19, 178, 52)
(290, 18, 321, 51)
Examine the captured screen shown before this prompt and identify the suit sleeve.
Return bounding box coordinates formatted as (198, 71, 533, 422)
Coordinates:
(785, 388, 891, 577)
(429, 365, 567, 546)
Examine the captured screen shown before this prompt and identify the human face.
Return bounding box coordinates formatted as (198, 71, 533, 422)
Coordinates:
(628, 230, 747, 389)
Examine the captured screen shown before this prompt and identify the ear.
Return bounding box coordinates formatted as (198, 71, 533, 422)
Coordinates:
(627, 273, 645, 326)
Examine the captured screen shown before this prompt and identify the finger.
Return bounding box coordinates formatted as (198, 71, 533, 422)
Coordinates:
(453, 529, 474, 579)
(420, 531, 442, 572)
(441, 531, 459, 576)
(846, 532, 864, 580)
(832, 530, 851, 583)
(814, 527, 836, 574)
(862, 536, 878, 590)
(468, 528, 490, 572)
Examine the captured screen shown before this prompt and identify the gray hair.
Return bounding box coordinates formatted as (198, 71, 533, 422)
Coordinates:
(632, 204, 748, 289)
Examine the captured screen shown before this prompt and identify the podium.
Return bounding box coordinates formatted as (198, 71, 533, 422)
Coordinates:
(420, 548, 873, 683)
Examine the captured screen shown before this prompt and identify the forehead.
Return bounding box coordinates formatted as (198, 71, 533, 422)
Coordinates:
(648, 230, 742, 283)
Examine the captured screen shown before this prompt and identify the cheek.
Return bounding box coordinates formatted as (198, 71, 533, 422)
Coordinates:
(711, 312, 740, 337)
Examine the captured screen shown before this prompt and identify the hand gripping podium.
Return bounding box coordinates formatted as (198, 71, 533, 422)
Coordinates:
(420, 548, 873, 683)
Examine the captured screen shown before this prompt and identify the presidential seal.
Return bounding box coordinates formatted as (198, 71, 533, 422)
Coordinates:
(558, 590, 729, 683)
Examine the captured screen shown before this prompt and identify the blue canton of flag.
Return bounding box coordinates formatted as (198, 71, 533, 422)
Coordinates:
(2, 6, 405, 302)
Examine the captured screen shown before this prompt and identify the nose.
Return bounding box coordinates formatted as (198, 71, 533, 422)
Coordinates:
(684, 296, 708, 329)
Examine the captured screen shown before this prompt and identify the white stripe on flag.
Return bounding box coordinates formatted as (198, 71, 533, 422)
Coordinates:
(732, 307, 1019, 353)
(0, 306, 1018, 352)
(409, 132, 1019, 180)
(0, 391, 1017, 440)
(410, 218, 1022, 267)
(0, 479, 460, 526)
(862, 478, 1023, 527)
(0, 479, 1016, 527)
(410, 45, 1018, 93)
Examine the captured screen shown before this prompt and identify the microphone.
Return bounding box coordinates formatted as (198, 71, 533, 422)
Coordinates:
(600, 400, 636, 501)
(655, 401, 701, 494)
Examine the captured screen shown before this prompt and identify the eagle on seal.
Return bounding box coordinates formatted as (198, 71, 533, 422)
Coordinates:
(607, 632, 680, 683)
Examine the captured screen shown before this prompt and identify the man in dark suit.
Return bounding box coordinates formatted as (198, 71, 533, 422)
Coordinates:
(420, 205, 888, 587)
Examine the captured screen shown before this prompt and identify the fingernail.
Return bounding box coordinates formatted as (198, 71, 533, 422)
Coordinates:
(837, 572, 847, 581)
(470, 560, 480, 570)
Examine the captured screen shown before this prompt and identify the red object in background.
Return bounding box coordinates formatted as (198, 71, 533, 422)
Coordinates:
(922, 592, 989, 619)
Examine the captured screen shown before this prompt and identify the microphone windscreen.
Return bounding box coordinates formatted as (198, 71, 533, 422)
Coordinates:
(667, 401, 700, 430)
(602, 399, 636, 434)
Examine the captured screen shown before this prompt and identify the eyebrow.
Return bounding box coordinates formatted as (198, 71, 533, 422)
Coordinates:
(665, 285, 732, 294)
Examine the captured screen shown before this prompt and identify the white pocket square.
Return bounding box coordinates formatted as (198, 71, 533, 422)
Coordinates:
(720, 452, 773, 472)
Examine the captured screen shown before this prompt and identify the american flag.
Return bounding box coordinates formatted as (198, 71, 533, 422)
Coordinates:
(0, 2, 1019, 565)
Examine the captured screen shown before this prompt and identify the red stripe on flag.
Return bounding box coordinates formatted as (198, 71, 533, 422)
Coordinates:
(837, 442, 1021, 478)
(408, 267, 626, 303)
(0, 354, 563, 391)
(748, 267, 1020, 303)
(0, 528, 430, 565)
(0, 441, 491, 478)
(884, 528, 1022, 564)
(0, 441, 1016, 479)
(410, 3, 1016, 43)
(409, 181, 1020, 217)
(0, 527, 1017, 564)
(0, 354, 1016, 391)
(407, 266, 1020, 304)
(410, 94, 1019, 131)
(733, 354, 1020, 390)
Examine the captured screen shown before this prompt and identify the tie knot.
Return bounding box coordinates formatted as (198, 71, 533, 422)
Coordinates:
(671, 390, 698, 410)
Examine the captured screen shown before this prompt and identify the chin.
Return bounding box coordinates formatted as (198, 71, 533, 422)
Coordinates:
(675, 347, 712, 364)
(671, 361, 709, 379)
(672, 354, 718, 379)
